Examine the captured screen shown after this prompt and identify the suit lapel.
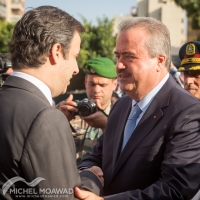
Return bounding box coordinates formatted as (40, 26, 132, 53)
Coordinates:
(112, 97, 132, 169)
(112, 99, 163, 178)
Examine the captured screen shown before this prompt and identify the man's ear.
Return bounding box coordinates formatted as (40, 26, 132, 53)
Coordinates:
(157, 54, 166, 72)
(112, 78, 117, 90)
(49, 43, 62, 64)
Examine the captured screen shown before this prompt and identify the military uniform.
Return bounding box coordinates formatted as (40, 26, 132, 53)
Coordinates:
(71, 57, 117, 164)
(178, 41, 200, 199)
(71, 102, 112, 164)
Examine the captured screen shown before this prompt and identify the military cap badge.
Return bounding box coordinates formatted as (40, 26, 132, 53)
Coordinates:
(178, 41, 200, 72)
(186, 43, 195, 56)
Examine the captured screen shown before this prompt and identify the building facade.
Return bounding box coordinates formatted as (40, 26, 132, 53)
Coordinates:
(137, 0, 187, 56)
(114, 0, 187, 66)
(187, 17, 200, 42)
(0, 0, 24, 22)
(0, 0, 6, 20)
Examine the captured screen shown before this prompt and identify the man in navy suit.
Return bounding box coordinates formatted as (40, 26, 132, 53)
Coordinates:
(75, 17, 200, 200)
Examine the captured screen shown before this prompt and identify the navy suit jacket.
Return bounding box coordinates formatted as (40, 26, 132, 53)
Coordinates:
(79, 76, 200, 200)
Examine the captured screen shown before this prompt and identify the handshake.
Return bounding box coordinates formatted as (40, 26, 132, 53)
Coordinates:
(75, 166, 104, 200)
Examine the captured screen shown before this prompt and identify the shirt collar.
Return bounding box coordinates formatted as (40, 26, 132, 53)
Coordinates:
(132, 73, 169, 111)
(11, 71, 53, 106)
(104, 101, 112, 115)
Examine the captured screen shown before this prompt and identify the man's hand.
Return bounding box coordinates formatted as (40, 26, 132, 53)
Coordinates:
(55, 94, 78, 121)
(90, 166, 103, 176)
(74, 187, 104, 200)
(81, 111, 107, 130)
(90, 166, 104, 187)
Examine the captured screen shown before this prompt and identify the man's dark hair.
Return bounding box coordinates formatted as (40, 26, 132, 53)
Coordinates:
(9, 6, 85, 70)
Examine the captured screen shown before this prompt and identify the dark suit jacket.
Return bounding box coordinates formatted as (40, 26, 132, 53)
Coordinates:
(79, 76, 200, 200)
(0, 76, 101, 200)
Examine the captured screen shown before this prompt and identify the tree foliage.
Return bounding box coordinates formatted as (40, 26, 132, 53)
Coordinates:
(0, 17, 116, 93)
(77, 16, 117, 71)
(67, 16, 117, 91)
(0, 20, 15, 53)
(174, 0, 200, 29)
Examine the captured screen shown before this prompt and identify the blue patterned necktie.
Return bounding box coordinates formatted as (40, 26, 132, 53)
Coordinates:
(121, 104, 142, 151)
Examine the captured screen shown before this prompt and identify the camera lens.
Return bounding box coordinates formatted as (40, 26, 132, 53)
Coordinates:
(78, 104, 91, 116)
(77, 99, 97, 116)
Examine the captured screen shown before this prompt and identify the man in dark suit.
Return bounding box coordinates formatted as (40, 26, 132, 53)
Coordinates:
(75, 17, 200, 200)
(0, 6, 102, 200)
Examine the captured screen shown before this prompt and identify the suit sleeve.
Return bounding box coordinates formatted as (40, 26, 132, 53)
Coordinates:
(78, 133, 104, 169)
(20, 108, 101, 200)
(78, 97, 120, 169)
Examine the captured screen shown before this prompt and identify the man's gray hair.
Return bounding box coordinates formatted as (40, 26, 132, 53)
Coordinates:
(118, 17, 171, 70)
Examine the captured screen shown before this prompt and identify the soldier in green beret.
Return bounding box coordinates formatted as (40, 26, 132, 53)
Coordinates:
(57, 57, 117, 164)
(178, 41, 200, 100)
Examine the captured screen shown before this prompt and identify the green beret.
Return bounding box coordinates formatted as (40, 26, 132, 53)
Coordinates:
(178, 41, 200, 72)
(85, 57, 117, 78)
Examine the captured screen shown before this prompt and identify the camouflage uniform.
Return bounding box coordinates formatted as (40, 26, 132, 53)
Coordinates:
(70, 57, 117, 164)
(71, 102, 112, 164)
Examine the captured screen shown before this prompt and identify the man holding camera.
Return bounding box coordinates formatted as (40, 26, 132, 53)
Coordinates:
(57, 57, 117, 163)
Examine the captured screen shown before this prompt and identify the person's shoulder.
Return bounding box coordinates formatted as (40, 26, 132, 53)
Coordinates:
(175, 85, 199, 102)
(162, 76, 199, 105)
(26, 107, 72, 141)
(26, 107, 70, 133)
(36, 107, 68, 121)
(170, 85, 200, 111)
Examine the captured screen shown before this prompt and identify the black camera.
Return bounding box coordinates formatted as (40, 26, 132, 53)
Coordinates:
(74, 98, 97, 116)
(0, 57, 12, 74)
(0, 55, 12, 87)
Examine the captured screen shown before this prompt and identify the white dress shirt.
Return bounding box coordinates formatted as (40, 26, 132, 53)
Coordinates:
(133, 73, 169, 126)
(11, 71, 53, 106)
